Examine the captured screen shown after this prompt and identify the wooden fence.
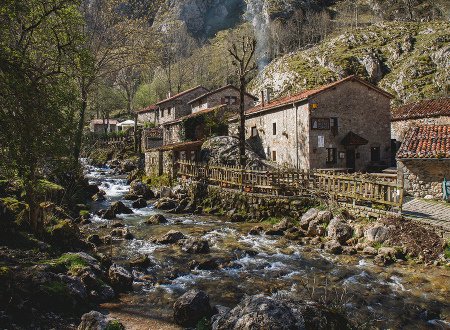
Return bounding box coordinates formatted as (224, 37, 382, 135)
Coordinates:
(177, 160, 404, 211)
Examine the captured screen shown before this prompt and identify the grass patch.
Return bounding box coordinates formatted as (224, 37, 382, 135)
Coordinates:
(263, 217, 282, 225)
(143, 174, 171, 188)
(45, 253, 88, 272)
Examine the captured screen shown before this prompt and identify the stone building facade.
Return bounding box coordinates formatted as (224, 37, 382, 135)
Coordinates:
(156, 86, 209, 125)
(188, 85, 257, 114)
(397, 125, 450, 199)
(136, 105, 158, 126)
(391, 98, 450, 142)
(89, 119, 118, 134)
(231, 75, 393, 172)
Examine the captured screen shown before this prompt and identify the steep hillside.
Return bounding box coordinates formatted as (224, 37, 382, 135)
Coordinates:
(250, 21, 449, 104)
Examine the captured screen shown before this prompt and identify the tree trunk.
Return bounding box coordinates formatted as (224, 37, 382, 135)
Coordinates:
(73, 85, 88, 162)
(239, 76, 246, 168)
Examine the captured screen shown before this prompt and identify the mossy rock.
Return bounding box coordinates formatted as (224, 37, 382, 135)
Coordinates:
(44, 253, 90, 273)
(45, 219, 82, 249)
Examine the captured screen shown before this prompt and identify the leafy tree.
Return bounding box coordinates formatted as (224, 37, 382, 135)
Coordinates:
(0, 0, 83, 231)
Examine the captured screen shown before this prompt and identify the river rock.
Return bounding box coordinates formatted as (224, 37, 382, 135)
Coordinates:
(110, 228, 134, 240)
(182, 237, 210, 253)
(145, 214, 168, 225)
(108, 264, 133, 292)
(132, 198, 147, 209)
(157, 230, 186, 244)
(87, 234, 102, 246)
(173, 290, 212, 327)
(129, 255, 152, 268)
(160, 187, 173, 198)
(154, 198, 178, 210)
(212, 295, 303, 330)
(273, 218, 293, 231)
(92, 190, 106, 202)
(103, 201, 133, 219)
(327, 218, 352, 245)
(265, 228, 284, 236)
(248, 226, 264, 235)
(129, 180, 154, 199)
(111, 221, 125, 228)
(362, 246, 378, 256)
(189, 258, 220, 270)
(374, 247, 401, 266)
(78, 311, 124, 330)
(299, 208, 319, 229)
(325, 240, 343, 254)
(307, 218, 326, 237)
(123, 193, 139, 201)
(364, 224, 391, 243)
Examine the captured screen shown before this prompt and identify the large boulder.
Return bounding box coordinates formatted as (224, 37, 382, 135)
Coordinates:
(212, 296, 303, 330)
(182, 237, 210, 254)
(154, 198, 178, 210)
(327, 218, 353, 245)
(129, 180, 154, 199)
(145, 214, 168, 225)
(103, 201, 133, 219)
(299, 208, 319, 229)
(324, 240, 343, 255)
(132, 198, 147, 209)
(364, 224, 392, 243)
(108, 264, 133, 292)
(78, 311, 125, 330)
(173, 290, 212, 327)
(156, 230, 186, 244)
(201, 136, 270, 168)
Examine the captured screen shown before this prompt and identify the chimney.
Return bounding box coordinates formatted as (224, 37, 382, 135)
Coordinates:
(264, 87, 273, 105)
(167, 91, 172, 98)
(261, 90, 265, 107)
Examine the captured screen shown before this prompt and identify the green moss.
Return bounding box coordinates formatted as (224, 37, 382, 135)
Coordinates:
(143, 174, 171, 188)
(263, 217, 282, 225)
(444, 243, 450, 259)
(79, 210, 90, 217)
(0, 266, 10, 277)
(45, 253, 88, 272)
(372, 242, 383, 250)
(41, 281, 69, 296)
(105, 321, 125, 330)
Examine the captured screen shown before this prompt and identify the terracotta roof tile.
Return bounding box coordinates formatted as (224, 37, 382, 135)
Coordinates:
(90, 119, 118, 125)
(397, 125, 450, 159)
(162, 105, 227, 126)
(136, 105, 158, 114)
(153, 140, 204, 152)
(187, 85, 257, 104)
(156, 86, 208, 105)
(245, 75, 393, 116)
(392, 97, 450, 121)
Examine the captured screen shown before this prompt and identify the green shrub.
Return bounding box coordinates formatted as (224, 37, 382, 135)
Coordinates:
(105, 321, 125, 330)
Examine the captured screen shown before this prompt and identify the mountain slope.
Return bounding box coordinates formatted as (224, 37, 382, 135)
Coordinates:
(250, 21, 449, 104)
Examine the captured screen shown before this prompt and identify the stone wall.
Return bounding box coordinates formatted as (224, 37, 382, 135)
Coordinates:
(145, 150, 163, 177)
(195, 185, 318, 221)
(137, 111, 158, 125)
(191, 87, 255, 113)
(398, 159, 450, 199)
(391, 116, 450, 142)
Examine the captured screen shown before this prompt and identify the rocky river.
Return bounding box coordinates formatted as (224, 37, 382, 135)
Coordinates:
(83, 164, 450, 329)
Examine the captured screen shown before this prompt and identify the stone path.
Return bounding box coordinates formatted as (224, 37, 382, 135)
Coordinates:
(402, 198, 450, 239)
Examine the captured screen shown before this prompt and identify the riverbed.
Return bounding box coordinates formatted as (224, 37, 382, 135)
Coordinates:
(84, 164, 450, 329)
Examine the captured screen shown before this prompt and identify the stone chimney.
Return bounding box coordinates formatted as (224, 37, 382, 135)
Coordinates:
(264, 87, 273, 105)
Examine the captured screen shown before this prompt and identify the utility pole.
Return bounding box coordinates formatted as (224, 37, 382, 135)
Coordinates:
(228, 37, 257, 167)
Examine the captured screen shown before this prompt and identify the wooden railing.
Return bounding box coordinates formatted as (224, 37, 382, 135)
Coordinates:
(177, 160, 404, 210)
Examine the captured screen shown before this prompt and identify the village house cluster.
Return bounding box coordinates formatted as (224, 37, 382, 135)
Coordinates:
(90, 76, 450, 200)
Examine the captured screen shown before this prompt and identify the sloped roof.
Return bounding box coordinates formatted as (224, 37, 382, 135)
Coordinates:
(341, 131, 369, 146)
(187, 85, 258, 104)
(152, 140, 204, 152)
(162, 105, 227, 126)
(245, 75, 393, 117)
(91, 119, 118, 125)
(391, 97, 450, 121)
(156, 86, 209, 105)
(397, 125, 450, 159)
(136, 105, 158, 114)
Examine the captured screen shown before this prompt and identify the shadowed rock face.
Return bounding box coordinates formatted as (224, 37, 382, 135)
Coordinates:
(200, 136, 273, 169)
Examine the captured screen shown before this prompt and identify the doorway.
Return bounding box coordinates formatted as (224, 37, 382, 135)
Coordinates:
(346, 148, 356, 172)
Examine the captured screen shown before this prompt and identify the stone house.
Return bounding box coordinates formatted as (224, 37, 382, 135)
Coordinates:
(231, 75, 393, 172)
(142, 127, 163, 151)
(156, 86, 209, 125)
(188, 85, 257, 114)
(89, 119, 118, 134)
(145, 85, 257, 177)
(136, 105, 159, 126)
(397, 125, 450, 199)
(391, 97, 450, 142)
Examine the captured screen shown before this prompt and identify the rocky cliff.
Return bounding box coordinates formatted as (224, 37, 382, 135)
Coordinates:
(250, 21, 449, 104)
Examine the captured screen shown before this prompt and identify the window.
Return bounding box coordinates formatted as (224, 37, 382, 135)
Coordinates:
(272, 150, 277, 161)
(311, 118, 330, 130)
(272, 122, 277, 135)
(167, 107, 171, 116)
(251, 126, 258, 137)
(160, 109, 164, 117)
(222, 96, 238, 105)
(330, 117, 338, 135)
(326, 148, 337, 164)
(371, 147, 380, 162)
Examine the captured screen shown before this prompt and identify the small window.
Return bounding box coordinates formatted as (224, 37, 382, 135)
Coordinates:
(160, 109, 164, 117)
(251, 126, 258, 137)
(311, 118, 330, 130)
(272, 150, 277, 161)
(272, 122, 277, 135)
(371, 147, 380, 162)
(326, 148, 337, 164)
(222, 96, 238, 105)
(167, 107, 171, 116)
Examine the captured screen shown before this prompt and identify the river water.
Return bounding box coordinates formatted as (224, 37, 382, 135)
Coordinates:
(84, 164, 450, 329)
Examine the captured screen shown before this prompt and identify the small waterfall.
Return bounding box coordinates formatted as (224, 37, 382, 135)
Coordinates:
(245, 0, 270, 70)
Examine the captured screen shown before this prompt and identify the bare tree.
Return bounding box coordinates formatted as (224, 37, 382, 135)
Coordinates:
(228, 37, 257, 167)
